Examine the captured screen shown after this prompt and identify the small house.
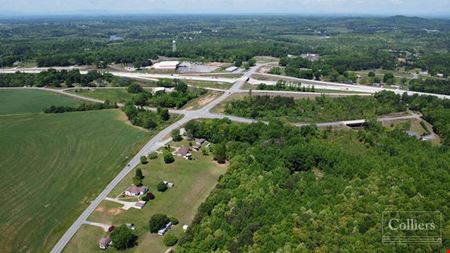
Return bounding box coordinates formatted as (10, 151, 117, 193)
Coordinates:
(193, 143, 201, 151)
(99, 237, 112, 250)
(195, 138, 206, 145)
(124, 186, 148, 196)
(176, 147, 192, 159)
(158, 222, 173, 236)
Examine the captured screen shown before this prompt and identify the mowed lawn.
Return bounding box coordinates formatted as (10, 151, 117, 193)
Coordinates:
(67, 88, 137, 103)
(0, 110, 151, 253)
(64, 143, 226, 253)
(0, 89, 84, 115)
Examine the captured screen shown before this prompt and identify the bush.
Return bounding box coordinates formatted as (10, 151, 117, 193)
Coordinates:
(213, 143, 227, 164)
(148, 152, 158, 160)
(141, 192, 155, 201)
(110, 225, 137, 250)
(135, 168, 144, 179)
(149, 214, 170, 233)
(163, 150, 175, 164)
(128, 83, 144, 93)
(133, 176, 142, 187)
(171, 129, 182, 142)
(169, 216, 179, 225)
(140, 156, 148, 164)
(163, 233, 179, 246)
(157, 182, 168, 192)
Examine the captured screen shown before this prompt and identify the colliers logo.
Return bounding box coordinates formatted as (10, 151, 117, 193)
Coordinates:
(387, 218, 436, 231)
(382, 211, 442, 244)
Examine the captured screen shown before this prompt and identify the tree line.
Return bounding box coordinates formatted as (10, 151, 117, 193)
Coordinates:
(44, 101, 118, 113)
(0, 69, 114, 87)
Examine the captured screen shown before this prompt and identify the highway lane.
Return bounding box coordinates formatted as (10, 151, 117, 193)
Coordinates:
(251, 73, 450, 99)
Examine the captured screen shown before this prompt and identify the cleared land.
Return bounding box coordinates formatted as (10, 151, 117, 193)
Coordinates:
(67, 88, 137, 103)
(0, 89, 84, 115)
(64, 141, 226, 253)
(0, 108, 151, 253)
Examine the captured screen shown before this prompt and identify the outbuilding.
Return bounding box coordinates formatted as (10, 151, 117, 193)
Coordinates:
(158, 222, 173, 236)
(99, 237, 112, 250)
(152, 61, 180, 70)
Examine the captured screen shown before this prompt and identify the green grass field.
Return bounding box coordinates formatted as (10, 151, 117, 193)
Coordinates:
(64, 141, 226, 253)
(67, 88, 138, 103)
(0, 89, 84, 115)
(0, 97, 152, 253)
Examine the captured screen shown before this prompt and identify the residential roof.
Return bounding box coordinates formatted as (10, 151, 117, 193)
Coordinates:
(99, 237, 112, 247)
(152, 61, 180, 70)
(195, 138, 206, 144)
(126, 186, 148, 195)
(176, 147, 191, 156)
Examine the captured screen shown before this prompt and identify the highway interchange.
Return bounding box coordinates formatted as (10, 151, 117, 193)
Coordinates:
(1, 64, 447, 252)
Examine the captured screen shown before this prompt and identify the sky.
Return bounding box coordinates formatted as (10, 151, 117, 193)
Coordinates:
(1, 0, 450, 17)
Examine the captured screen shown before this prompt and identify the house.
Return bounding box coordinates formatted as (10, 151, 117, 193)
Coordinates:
(124, 186, 148, 196)
(158, 222, 173, 236)
(176, 147, 192, 159)
(193, 143, 201, 151)
(195, 138, 206, 145)
(152, 87, 175, 94)
(300, 53, 320, 62)
(225, 66, 239, 72)
(152, 61, 180, 70)
(99, 237, 112, 250)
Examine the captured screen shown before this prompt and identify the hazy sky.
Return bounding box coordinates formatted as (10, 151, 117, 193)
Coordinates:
(1, 0, 450, 16)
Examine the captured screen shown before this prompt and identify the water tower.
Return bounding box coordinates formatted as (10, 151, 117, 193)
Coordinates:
(172, 40, 177, 53)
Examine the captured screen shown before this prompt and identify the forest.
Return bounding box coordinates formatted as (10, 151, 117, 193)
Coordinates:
(409, 79, 450, 95)
(224, 91, 405, 123)
(176, 118, 450, 252)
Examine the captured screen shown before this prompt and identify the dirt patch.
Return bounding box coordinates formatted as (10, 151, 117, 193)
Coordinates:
(106, 208, 123, 216)
(95, 207, 105, 213)
(184, 92, 222, 110)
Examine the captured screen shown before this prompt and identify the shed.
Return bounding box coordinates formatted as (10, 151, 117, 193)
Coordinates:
(99, 237, 112, 250)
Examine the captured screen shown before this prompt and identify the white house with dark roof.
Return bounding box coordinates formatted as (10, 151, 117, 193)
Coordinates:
(124, 186, 148, 196)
